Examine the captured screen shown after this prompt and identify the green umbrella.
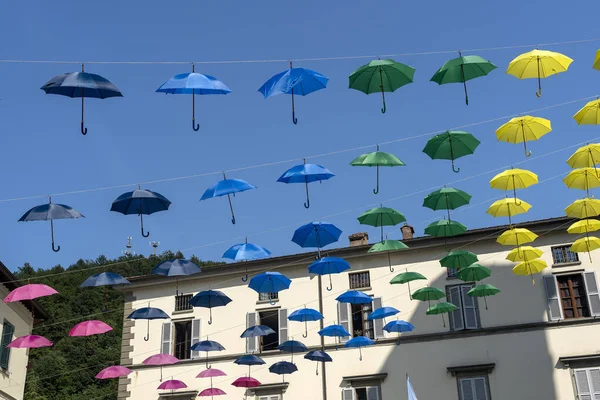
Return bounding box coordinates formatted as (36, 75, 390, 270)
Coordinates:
(467, 284, 501, 310)
(422, 130, 481, 173)
(430, 52, 498, 105)
(369, 239, 409, 273)
(358, 206, 406, 242)
(411, 286, 445, 307)
(389, 270, 426, 299)
(350, 145, 406, 194)
(457, 263, 491, 282)
(423, 187, 472, 221)
(439, 250, 478, 270)
(426, 301, 458, 327)
(424, 219, 467, 237)
(349, 58, 416, 114)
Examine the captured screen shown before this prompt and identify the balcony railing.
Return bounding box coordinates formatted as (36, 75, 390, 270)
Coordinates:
(175, 294, 193, 311)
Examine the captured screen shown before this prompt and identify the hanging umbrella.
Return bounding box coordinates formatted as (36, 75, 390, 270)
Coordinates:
(40, 64, 123, 135)
(456, 263, 491, 282)
(200, 174, 256, 224)
(422, 187, 471, 221)
(506, 246, 543, 262)
(411, 287, 446, 307)
(308, 257, 351, 291)
(248, 272, 291, 305)
(567, 144, 600, 169)
(570, 236, 600, 263)
(513, 259, 548, 284)
(594, 50, 600, 71)
(430, 52, 497, 105)
(143, 354, 179, 382)
(3, 283, 57, 303)
(95, 366, 132, 380)
(304, 350, 332, 375)
(292, 221, 342, 258)
(506, 49, 573, 97)
(439, 250, 478, 271)
(566, 198, 600, 219)
(234, 355, 265, 380)
(127, 306, 169, 342)
(18, 197, 84, 252)
(467, 284, 500, 310)
(424, 219, 467, 237)
(258, 62, 328, 124)
(191, 340, 225, 369)
(350, 146, 406, 194)
(223, 239, 272, 281)
(336, 290, 373, 304)
(278, 340, 307, 363)
(367, 306, 399, 321)
(422, 130, 480, 173)
(344, 336, 374, 361)
(390, 271, 427, 300)
(573, 100, 600, 125)
(357, 206, 406, 242)
(80, 272, 130, 287)
(7, 335, 52, 349)
(189, 290, 232, 325)
(197, 368, 227, 397)
(277, 159, 335, 208)
(490, 168, 539, 201)
(199, 388, 226, 398)
(156, 64, 231, 131)
(197, 368, 227, 378)
(318, 324, 351, 338)
(368, 240, 408, 273)
(568, 219, 600, 234)
(348, 58, 415, 113)
(240, 326, 276, 338)
(157, 379, 187, 391)
(110, 187, 171, 237)
(231, 376, 261, 387)
(564, 168, 600, 197)
(383, 320, 414, 345)
(495, 116, 551, 157)
(496, 228, 538, 246)
(486, 198, 532, 225)
(68, 320, 112, 337)
(288, 307, 323, 338)
(426, 302, 457, 327)
(269, 360, 298, 378)
(152, 259, 202, 295)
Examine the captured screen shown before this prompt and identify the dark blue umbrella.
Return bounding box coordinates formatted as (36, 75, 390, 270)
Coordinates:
(304, 350, 332, 375)
(258, 62, 328, 124)
(80, 272, 130, 311)
(278, 340, 307, 363)
(288, 307, 324, 338)
(308, 257, 351, 291)
(152, 259, 202, 295)
(189, 290, 232, 325)
(40, 64, 122, 135)
(248, 272, 291, 305)
(269, 361, 298, 383)
(127, 306, 169, 341)
(336, 290, 373, 305)
(277, 159, 335, 209)
(383, 320, 414, 345)
(200, 174, 256, 224)
(191, 339, 225, 369)
(318, 324, 351, 338)
(292, 222, 342, 258)
(344, 336, 375, 361)
(240, 325, 276, 338)
(223, 239, 272, 282)
(367, 306, 399, 321)
(110, 187, 171, 237)
(234, 354, 265, 378)
(19, 197, 84, 252)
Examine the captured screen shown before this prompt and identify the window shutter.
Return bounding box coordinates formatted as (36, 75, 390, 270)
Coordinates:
(473, 377, 489, 400)
(589, 368, 600, 397)
(342, 388, 355, 400)
(0, 322, 14, 370)
(583, 272, 600, 317)
(372, 298, 385, 339)
(461, 285, 479, 329)
(337, 303, 351, 343)
(278, 309, 288, 345)
(448, 286, 464, 330)
(543, 275, 563, 321)
(246, 312, 258, 353)
(575, 369, 593, 400)
(190, 319, 201, 359)
(161, 322, 172, 355)
(366, 386, 379, 400)
(459, 378, 475, 400)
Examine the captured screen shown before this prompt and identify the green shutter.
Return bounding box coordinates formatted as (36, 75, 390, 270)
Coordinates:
(0, 321, 15, 369)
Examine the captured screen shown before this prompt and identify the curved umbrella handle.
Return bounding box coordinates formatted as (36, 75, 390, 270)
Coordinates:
(81, 95, 88, 135)
(269, 298, 277, 306)
(81, 122, 87, 135)
(192, 120, 200, 131)
(52, 243, 61, 252)
(241, 273, 248, 282)
(326, 274, 333, 291)
(140, 214, 150, 238)
(144, 319, 150, 341)
(387, 251, 393, 273)
(50, 220, 60, 252)
(206, 354, 212, 369)
(143, 334, 149, 342)
(291, 90, 298, 124)
(208, 308, 213, 325)
(373, 166, 380, 194)
(302, 321, 308, 338)
(315, 363, 319, 375)
(192, 91, 200, 131)
(451, 159, 460, 173)
(304, 182, 310, 209)
(523, 140, 532, 157)
(359, 347, 363, 362)
(227, 194, 236, 224)
(381, 101, 386, 114)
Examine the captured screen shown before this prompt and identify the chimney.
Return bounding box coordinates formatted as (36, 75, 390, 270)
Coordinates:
(349, 232, 369, 247)
(401, 223, 414, 240)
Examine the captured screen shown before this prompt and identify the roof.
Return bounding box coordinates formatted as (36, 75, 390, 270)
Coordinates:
(0, 262, 48, 320)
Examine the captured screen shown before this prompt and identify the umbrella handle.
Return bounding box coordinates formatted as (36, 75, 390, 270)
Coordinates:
(241, 273, 248, 282)
(373, 166, 379, 194)
(50, 219, 60, 252)
(388, 251, 394, 273)
(304, 182, 310, 209)
(291, 89, 298, 125)
(359, 347, 363, 361)
(144, 319, 150, 341)
(140, 214, 150, 237)
(380, 67, 386, 114)
(227, 194, 236, 224)
(451, 159, 460, 173)
(81, 121, 87, 135)
(208, 308, 213, 325)
(302, 321, 308, 338)
(326, 274, 333, 291)
(269, 298, 277, 306)
(315, 363, 319, 375)
(192, 90, 200, 131)
(81, 94, 88, 135)
(192, 120, 200, 131)
(381, 101, 386, 114)
(523, 140, 532, 157)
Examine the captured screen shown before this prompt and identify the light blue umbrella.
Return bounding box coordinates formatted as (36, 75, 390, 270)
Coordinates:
(304, 350, 332, 375)
(336, 290, 373, 305)
(258, 62, 329, 124)
(344, 336, 375, 361)
(223, 239, 272, 282)
(383, 320, 414, 345)
(318, 324, 351, 350)
(308, 257, 351, 291)
(200, 173, 256, 224)
(292, 222, 342, 258)
(277, 159, 335, 208)
(248, 272, 291, 305)
(288, 307, 324, 338)
(367, 306, 399, 321)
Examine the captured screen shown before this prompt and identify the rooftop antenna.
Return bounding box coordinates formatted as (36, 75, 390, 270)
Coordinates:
(149, 241, 160, 257)
(122, 236, 135, 256)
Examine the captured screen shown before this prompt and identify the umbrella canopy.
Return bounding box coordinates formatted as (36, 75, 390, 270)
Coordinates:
(152, 259, 202, 277)
(223, 240, 271, 282)
(411, 287, 445, 303)
(368, 239, 408, 273)
(3, 284, 57, 303)
(424, 219, 467, 237)
(240, 326, 276, 338)
(292, 222, 342, 256)
(573, 100, 600, 125)
(344, 336, 375, 361)
(566, 198, 600, 219)
(467, 284, 501, 309)
(490, 168, 539, 200)
(426, 302, 457, 327)
(457, 264, 491, 282)
(198, 388, 226, 397)
(571, 236, 600, 254)
(143, 354, 179, 380)
(567, 144, 600, 168)
(189, 290, 232, 325)
(422, 130, 480, 172)
(277, 161, 335, 208)
(336, 290, 373, 304)
(496, 228, 538, 246)
(486, 198, 532, 224)
(278, 339, 308, 359)
(269, 360, 298, 376)
(350, 147, 406, 194)
(423, 187, 471, 212)
(258, 63, 328, 124)
(18, 199, 84, 252)
(157, 379, 187, 390)
(506, 246, 543, 262)
(495, 116, 551, 157)
(231, 376, 261, 388)
(200, 176, 256, 224)
(95, 366, 132, 380)
(288, 307, 323, 338)
(506, 49, 573, 97)
(110, 188, 171, 237)
(430, 53, 497, 104)
(234, 355, 266, 366)
(248, 272, 291, 302)
(513, 259, 548, 283)
(367, 306, 399, 320)
(7, 335, 52, 349)
(390, 271, 426, 285)
(358, 206, 407, 242)
(197, 368, 227, 378)
(128, 307, 170, 342)
(383, 320, 414, 333)
(564, 168, 600, 197)
(568, 219, 600, 234)
(594, 50, 600, 72)
(318, 324, 350, 338)
(348, 59, 415, 113)
(308, 257, 351, 291)
(304, 350, 332, 364)
(41, 66, 122, 135)
(439, 251, 478, 270)
(68, 320, 112, 337)
(80, 272, 130, 287)
(191, 340, 225, 369)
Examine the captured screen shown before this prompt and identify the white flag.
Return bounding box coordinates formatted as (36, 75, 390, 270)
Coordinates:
(407, 375, 418, 400)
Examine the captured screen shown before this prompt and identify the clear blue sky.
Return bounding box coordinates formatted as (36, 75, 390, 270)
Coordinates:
(1, 0, 600, 272)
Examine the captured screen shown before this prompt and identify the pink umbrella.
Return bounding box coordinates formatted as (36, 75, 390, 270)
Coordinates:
(3, 284, 57, 303)
(157, 379, 187, 390)
(197, 368, 227, 399)
(69, 320, 113, 336)
(95, 366, 132, 379)
(142, 353, 178, 381)
(7, 335, 52, 349)
(232, 376, 261, 387)
(199, 388, 226, 397)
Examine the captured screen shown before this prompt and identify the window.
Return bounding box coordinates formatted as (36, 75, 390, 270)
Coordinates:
(557, 274, 590, 318)
(0, 320, 14, 370)
(574, 368, 600, 399)
(458, 376, 490, 400)
(349, 271, 371, 289)
(174, 294, 193, 311)
(447, 284, 479, 331)
(258, 396, 281, 400)
(161, 320, 200, 360)
(341, 386, 380, 400)
(338, 298, 384, 342)
(447, 267, 459, 278)
(245, 309, 287, 352)
(543, 272, 600, 321)
(552, 245, 579, 265)
(258, 292, 278, 302)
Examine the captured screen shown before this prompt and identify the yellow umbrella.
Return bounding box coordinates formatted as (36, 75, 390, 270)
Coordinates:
(506, 49, 573, 97)
(495, 116, 551, 157)
(573, 99, 600, 125)
(567, 219, 600, 234)
(570, 236, 600, 262)
(506, 246, 543, 262)
(563, 168, 600, 196)
(497, 228, 538, 246)
(490, 168, 538, 199)
(565, 198, 600, 219)
(486, 198, 531, 225)
(593, 49, 600, 71)
(512, 259, 547, 284)
(567, 143, 600, 168)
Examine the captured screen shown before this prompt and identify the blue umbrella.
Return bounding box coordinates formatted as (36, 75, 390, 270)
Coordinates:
(41, 64, 122, 135)
(127, 306, 169, 341)
(269, 361, 298, 383)
(258, 62, 328, 124)
(223, 239, 272, 282)
(156, 65, 231, 131)
(152, 259, 202, 295)
(189, 290, 232, 325)
(367, 306, 399, 321)
(240, 325, 276, 338)
(234, 354, 265, 378)
(344, 336, 375, 361)
(336, 290, 373, 305)
(80, 272, 130, 311)
(308, 257, 351, 291)
(383, 320, 414, 345)
(191, 339, 225, 369)
(110, 187, 171, 237)
(277, 159, 335, 209)
(288, 307, 324, 338)
(19, 197, 84, 252)
(248, 272, 291, 305)
(200, 173, 256, 224)
(318, 324, 351, 350)
(278, 340, 307, 363)
(292, 222, 342, 258)
(304, 350, 332, 375)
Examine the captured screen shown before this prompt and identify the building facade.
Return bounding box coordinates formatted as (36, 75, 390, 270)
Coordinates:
(118, 217, 600, 400)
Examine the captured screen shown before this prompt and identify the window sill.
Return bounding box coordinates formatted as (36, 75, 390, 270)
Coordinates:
(446, 276, 459, 280)
(352, 286, 372, 292)
(256, 299, 279, 306)
(552, 261, 582, 268)
(172, 309, 193, 316)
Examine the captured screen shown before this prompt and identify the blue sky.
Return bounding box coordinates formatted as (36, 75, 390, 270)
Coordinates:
(1, 0, 600, 271)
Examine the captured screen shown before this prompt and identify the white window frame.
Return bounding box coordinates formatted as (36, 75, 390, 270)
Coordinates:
(341, 385, 381, 400)
(457, 376, 490, 400)
(447, 284, 480, 331)
(573, 367, 600, 399)
(257, 395, 281, 400)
